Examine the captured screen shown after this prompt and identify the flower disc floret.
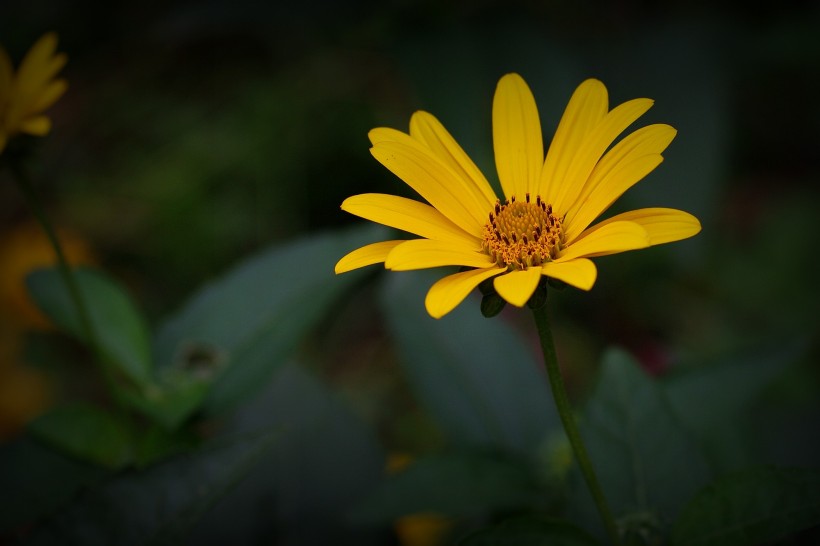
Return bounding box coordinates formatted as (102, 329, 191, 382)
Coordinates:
(482, 194, 564, 269)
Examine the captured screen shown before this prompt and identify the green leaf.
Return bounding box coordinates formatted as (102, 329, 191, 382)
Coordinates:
(133, 424, 200, 468)
(671, 465, 820, 546)
(379, 270, 559, 454)
(458, 516, 601, 546)
(184, 362, 386, 545)
(119, 368, 212, 431)
(22, 429, 279, 546)
(571, 348, 711, 534)
(350, 453, 544, 525)
(153, 225, 384, 415)
(27, 402, 133, 469)
(0, 438, 108, 533)
(663, 340, 808, 472)
(26, 267, 153, 387)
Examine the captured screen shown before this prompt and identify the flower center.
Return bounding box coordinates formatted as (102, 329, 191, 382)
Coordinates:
(482, 194, 564, 269)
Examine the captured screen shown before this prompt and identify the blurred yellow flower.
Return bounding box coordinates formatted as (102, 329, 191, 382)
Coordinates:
(336, 74, 700, 318)
(0, 337, 52, 440)
(0, 32, 68, 153)
(387, 453, 452, 546)
(395, 514, 451, 546)
(0, 220, 94, 330)
(0, 221, 93, 440)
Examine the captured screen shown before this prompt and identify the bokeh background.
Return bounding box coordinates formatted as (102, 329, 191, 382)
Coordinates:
(1, 1, 819, 544)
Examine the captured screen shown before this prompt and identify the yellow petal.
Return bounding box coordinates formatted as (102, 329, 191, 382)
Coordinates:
(493, 267, 542, 307)
(425, 267, 505, 319)
(539, 79, 608, 201)
(385, 239, 495, 271)
(565, 124, 677, 235)
(558, 220, 649, 261)
(541, 259, 597, 290)
(341, 193, 480, 247)
(30, 79, 67, 113)
(335, 240, 403, 274)
(493, 73, 543, 200)
(372, 117, 498, 215)
(18, 115, 51, 136)
(409, 111, 498, 205)
(587, 208, 701, 248)
(551, 98, 653, 216)
(371, 139, 489, 235)
(563, 154, 664, 244)
(15, 35, 65, 101)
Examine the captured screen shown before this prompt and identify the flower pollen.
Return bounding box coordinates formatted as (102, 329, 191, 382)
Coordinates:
(482, 194, 564, 269)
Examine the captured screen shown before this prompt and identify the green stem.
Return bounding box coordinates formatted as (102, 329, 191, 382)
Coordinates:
(532, 303, 620, 545)
(9, 162, 104, 373)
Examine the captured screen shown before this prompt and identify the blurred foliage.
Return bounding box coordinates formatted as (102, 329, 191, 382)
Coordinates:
(1, 0, 819, 545)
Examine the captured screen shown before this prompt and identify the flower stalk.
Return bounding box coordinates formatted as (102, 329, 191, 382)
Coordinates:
(531, 301, 620, 545)
(8, 161, 103, 370)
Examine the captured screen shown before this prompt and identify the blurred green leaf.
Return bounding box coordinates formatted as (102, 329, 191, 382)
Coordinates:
(671, 465, 820, 546)
(119, 369, 212, 431)
(153, 225, 384, 415)
(662, 340, 808, 472)
(379, 270, 559, 454)
(571, 348, 711, 535)
(0, 438, 108, 534)
(458, 516, 600, 546)
(21, 429, 278, 546)
(184, 362, 386, 545)
(349, 453, 543, 525)
(27, 402, 133, 469)
(26, 267, 153, 387)
(133, 423, 200, 468)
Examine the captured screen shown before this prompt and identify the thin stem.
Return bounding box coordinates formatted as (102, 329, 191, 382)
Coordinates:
(9, 162, 103, 369)
(532, 303, 620, 545)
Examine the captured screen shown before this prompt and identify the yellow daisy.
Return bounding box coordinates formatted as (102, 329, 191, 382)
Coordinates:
(336, 74, 700, 319)
(0, 32, 68, 153)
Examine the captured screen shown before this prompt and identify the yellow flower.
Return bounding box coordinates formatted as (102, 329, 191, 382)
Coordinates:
(0, 220, 94, 330)
(387, 453, 452, 546)
(336, 74, 701, 318)
(0, 32, 68, 153)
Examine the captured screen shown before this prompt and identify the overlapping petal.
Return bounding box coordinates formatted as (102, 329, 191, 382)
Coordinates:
(335, 240, 403, 273)
(493, 267, 542, 307)
(370, 135, 490, 235)
(425, 267, 506, 319)
(563, 123, 677, 241)
(493, 73, 543, 199)
(341, 193, 479, 247)
(558, 221, 649, 261)
(385, 239, 496, 271)
(563, 154, 665, 244)
(538, 79, 608, 201)
(14, 33, 66, 100)
(548, 98, 654, 216)
(581, 208, 701, 251)
(409, 111, 498, 205)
